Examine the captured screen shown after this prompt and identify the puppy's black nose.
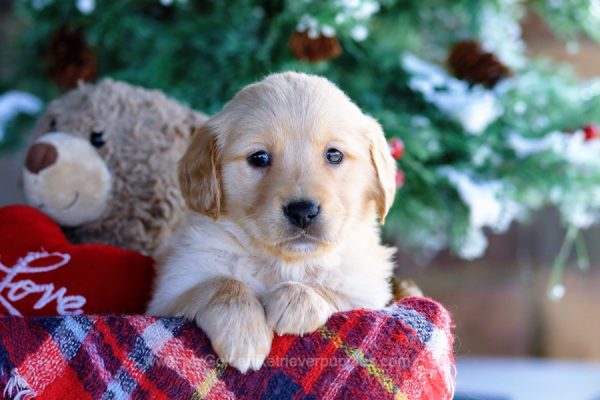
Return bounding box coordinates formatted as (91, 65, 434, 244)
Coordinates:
(283, 200, 320, 229)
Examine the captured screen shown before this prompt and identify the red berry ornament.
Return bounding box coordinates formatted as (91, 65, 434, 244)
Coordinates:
(396, 169, 405, 189)
(389, 138, 405, 160)
(583, 124, 600, 141)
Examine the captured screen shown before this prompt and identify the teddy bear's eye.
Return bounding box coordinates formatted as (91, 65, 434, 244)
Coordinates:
(49, 118, 57, 131)
(90, 132, 106, 148)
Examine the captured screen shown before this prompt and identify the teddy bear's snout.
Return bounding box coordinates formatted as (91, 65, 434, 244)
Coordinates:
(25, 142, 58, 174)
(23, 132, 113, 227)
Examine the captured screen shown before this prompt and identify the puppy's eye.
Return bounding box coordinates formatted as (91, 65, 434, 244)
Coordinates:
(325, 148, 343, 164)
(49, 118, 57, 131)
(90, 131, 106, 148)
(247, 151, 271, 167)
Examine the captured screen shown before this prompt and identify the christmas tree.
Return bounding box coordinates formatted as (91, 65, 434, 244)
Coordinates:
(2, 0, 600, 293)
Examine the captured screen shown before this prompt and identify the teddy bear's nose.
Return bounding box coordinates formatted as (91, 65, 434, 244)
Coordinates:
(25, 142, 58, 174)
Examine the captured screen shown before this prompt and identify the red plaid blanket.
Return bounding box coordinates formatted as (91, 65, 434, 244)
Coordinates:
(0, 297, 454, 400)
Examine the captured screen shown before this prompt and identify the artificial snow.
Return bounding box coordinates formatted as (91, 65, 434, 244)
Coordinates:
(402, 53, 503, 134)
(76, 0, 95, 14)
(0, 91, 43, 142)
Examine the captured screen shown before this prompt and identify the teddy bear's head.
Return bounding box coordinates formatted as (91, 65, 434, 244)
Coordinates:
(23, 79, 206, 255)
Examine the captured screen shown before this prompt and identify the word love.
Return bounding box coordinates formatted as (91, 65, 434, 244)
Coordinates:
(0, 250, 86, 316)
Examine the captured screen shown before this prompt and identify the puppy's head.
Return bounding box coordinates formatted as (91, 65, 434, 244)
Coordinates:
(179, 72, 396, 258)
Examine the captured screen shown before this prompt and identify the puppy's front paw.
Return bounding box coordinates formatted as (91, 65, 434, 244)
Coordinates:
(393, 278, 424, 299)
(207, 309, 273, 373)
(194, 282, 273, 372)
(264, 282, 336, 336)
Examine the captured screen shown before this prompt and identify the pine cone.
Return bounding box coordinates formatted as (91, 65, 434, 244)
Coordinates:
(448, 40, 511, 88)
(289, 30, 342, 63)
(46, 25, 98, 90)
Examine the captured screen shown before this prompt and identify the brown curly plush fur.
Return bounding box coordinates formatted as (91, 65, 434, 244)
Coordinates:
(27, 79, 207, 255)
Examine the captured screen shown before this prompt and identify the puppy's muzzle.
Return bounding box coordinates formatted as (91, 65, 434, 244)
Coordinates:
(283, 199, 320, 229)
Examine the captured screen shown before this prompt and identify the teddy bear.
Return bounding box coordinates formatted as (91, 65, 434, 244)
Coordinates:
(22, 79, 207, 256)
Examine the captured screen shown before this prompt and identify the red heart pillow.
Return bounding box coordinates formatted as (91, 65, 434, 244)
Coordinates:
(0, 205, 154, 316)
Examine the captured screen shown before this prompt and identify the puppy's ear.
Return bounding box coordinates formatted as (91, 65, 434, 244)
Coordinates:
(178, 124, 222, 218)
(365, 116, 397, 223)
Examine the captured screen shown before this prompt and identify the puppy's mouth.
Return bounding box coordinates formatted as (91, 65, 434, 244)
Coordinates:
(277, 232, 331, 251)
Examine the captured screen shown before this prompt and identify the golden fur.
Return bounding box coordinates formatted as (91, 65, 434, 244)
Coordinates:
(148, 72, 398, 372)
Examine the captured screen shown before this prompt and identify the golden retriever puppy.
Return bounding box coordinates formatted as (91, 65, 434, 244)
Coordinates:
(147, 72, 397, 372)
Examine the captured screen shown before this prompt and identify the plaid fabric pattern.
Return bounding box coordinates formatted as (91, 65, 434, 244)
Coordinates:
(0, 297, 454, 400)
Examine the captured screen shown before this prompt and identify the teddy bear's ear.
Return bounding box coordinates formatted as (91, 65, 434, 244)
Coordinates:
(178, 124, 222, 219)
